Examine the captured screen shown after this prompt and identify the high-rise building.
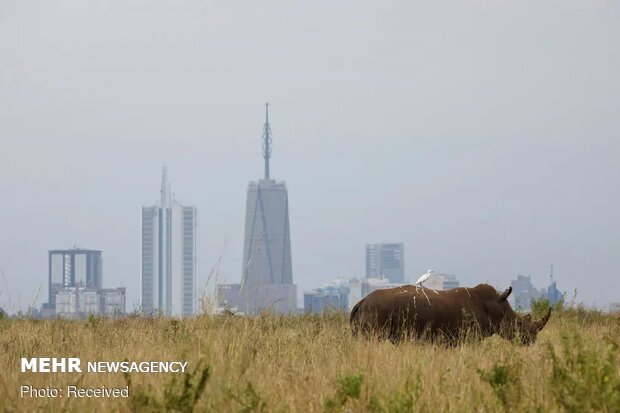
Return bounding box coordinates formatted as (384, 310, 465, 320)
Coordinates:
(365, 243, 405, 283)
(546, 281, 563, 306)
(141, 168, 197, 316)
(48, 248, 102, 305)
(511, 275, 544, 311)
(237, 104, 296, 314)
(546, 266, 563, 306)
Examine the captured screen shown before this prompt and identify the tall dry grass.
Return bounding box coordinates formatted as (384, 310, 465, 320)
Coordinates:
(0, 310, 618, 412)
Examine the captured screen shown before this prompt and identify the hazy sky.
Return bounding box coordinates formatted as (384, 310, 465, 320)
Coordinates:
(1, 0, 619, 312)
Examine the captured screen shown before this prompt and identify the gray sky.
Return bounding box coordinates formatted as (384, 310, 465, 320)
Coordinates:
(1, 0, 619, 312)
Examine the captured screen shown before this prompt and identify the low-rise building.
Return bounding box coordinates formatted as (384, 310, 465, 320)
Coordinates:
(55, 287, 125, 318)
(100, 288, 126, 316)
(303, 279, 350, 314)
(441, 274, 460, 290)
(215, 283, 241, 313)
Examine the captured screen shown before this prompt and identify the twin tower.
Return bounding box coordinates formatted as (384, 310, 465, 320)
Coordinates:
(141, 104, 296, 316)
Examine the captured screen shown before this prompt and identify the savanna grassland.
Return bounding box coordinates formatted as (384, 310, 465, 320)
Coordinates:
(0, 307, 618, 413)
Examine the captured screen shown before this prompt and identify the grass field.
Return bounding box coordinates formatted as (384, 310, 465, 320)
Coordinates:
(0, 307, 618, 412)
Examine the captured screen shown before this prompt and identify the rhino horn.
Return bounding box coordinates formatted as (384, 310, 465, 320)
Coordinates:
(498, 286, 512, 302)
(534, 308, 552, 331)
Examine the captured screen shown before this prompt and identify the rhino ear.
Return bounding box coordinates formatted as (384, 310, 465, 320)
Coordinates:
(498, 286, 512, 302)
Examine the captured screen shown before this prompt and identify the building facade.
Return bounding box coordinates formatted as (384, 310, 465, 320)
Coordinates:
(55, 287, 125, 318)
(365, 243, 405, 283)
(48, 248, 102, 305)
(141, 168, 197, 316)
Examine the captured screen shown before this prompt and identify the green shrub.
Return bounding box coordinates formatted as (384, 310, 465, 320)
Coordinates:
(367, 372, 421, 413)
(561, 305, 609, 326)
(86, 314, 102, 329)
(547, 333, 620, 413)
(164, 359, 211, 412)
(324, 373, 364, 412)
(124, 358, 211, 413)
(478, 359, 522, 411)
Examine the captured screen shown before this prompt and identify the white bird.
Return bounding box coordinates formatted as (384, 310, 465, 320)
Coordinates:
(415, 269, 434, 287)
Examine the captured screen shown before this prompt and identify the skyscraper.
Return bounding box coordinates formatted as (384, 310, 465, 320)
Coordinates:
(510, 275, 544, 311)
(141, 168, 197, 316)
(239, 104, 296, 314)
(48, 248, 102, 305)
(365, 243, 405, 283)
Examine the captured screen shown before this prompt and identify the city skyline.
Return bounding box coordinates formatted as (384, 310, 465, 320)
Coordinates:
(1, 1, 619, 312)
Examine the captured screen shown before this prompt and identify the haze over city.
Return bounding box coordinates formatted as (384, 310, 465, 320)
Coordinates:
(1, 0, 619, 312)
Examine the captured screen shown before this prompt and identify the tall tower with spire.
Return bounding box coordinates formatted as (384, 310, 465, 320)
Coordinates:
(141, 167, 197, 316)
(238, 103, 296, 314)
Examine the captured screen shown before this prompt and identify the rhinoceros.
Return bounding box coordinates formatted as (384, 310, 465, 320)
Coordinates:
(350, 284, 551, 345)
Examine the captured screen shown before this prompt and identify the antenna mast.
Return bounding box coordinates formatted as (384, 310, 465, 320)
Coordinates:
(262, 102, 272, 180)
(160, 166, 171, 207)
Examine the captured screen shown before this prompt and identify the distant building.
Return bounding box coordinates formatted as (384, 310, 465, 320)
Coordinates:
(303, 279, 350, 314)
(218, 105, 297, 315)
(100, 288, 127, 316)
(216, 283, 297, 315)
(361, 277, 403, 297)
(215, 284, 241, 313)
(56, 288, 99, 317)
(366, 243, 405, 283)
(304, 291, 346, 314)
(48, 248, 102, 306)
(442, 274, 460, 290)
(348, 277, 405, 310)
(42, 248, 125, 319)
(511, 275, 545, 311)
(141, 167, 197, 316)
(39, 303, 55, 319)
(55, 287, 125, 318)
(546, 281, 563, 306)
